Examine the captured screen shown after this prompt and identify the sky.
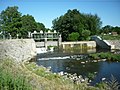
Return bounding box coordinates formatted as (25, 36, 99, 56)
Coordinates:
(0, 0, 120, 29)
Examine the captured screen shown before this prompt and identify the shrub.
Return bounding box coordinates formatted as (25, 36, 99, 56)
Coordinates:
(89, 52, 120, 62)
(106, 75, 120, 90)
(68, 32, 80, 41)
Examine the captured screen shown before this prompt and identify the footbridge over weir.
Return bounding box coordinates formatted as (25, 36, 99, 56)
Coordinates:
(31, 31, 115, 50)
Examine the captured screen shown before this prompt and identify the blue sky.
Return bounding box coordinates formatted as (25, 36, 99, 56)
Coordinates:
(0, 0, 120, 28)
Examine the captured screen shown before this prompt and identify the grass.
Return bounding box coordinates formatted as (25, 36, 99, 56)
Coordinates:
(0, 59, 32, 90)
(100, 35, 120, 40)
(89, 52, 120, 61)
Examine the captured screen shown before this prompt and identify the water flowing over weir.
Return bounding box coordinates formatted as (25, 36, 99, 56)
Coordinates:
(36, 49, 120, 85)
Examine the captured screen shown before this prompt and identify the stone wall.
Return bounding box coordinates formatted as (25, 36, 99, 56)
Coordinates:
(0, 39, 36, 62)
(106, 40, 120, 49)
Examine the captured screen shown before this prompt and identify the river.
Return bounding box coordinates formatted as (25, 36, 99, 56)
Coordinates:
(36, 49, 120, 85)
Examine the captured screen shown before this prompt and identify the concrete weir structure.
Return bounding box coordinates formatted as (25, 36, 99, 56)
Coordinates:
(31, 30, 96, 50)
(61, 41, 96, 49)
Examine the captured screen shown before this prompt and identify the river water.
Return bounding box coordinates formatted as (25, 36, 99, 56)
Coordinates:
(36, 49, 120, 85)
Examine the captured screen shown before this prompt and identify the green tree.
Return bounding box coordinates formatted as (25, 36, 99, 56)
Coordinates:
(81, 30, 91, 40)
(52, 9, 102, 41)
(36, 22, 45, 32)
(101, 25, 112, 34)
(113, 26, 120, 34)
(20, 14, 37, 38)
(52, 9, 84, 41)
(0, 6, 22, 38)
(84, 14, 102, 35)
(68, 32, 80, 41)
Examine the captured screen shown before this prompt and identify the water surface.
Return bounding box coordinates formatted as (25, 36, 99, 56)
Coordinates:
(36, 50, 120, 85)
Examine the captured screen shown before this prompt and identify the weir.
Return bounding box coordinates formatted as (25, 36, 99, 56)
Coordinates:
(61, 41, 96, 49)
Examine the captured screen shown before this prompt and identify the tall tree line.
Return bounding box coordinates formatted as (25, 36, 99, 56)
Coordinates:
(0, 6, 45, 38)
(101, 25, 120, 34)
(52, 9, 102, 41)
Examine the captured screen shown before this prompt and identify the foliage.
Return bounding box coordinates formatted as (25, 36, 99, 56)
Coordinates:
(106, 75, 120, 90)
(87, 73, 96, 80)
(68, 32, 80, 41)
(101, 25, 120, 34)
(52, 9, 102, 41)
(21, 14, 37, 32)
(0, 6, 46, 39)
(0, 59, 32, 90)
(89, 52, 120, 61)
(0, 6, 22, 38)
(36, 22, 45, 32)
(96, 82, 108, 90)
(96, 75, 120, 90)
(81, 30, 91, 40)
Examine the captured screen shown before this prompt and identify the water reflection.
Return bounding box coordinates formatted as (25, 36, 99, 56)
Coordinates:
(62, 48, 96, 54)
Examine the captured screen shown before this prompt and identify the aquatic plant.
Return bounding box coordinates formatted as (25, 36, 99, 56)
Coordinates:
(89, 52, 120, 62)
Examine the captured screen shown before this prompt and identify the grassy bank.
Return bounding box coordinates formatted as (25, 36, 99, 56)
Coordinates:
(24, 62, 97, 90)
(89, 52, 120, 61)
(0, 59, 32, 90)
(0, 59, 97, 90)
(100, 35, 120, 40)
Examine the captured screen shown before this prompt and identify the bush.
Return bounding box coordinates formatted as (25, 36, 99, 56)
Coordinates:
(89, 52, 120, 62)
(82, 30, 91, 41)
(68, 32, 80, 41)
(89, 53, 100, 60)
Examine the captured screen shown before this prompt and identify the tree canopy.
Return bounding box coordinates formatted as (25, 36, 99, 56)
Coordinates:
(101, 25, 120, 35)
(0, 6, 46, 38)
(0, 6, 22, 38)
(52, 9, 102, 41)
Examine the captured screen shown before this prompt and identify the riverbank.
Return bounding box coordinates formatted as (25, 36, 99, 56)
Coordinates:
(0, 58, 98, 90)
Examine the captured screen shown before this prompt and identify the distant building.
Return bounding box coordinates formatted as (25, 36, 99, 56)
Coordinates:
(111, 32, 118, 36)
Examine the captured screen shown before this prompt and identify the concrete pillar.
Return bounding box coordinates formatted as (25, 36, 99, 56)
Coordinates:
(10, 35, 12, 39)
(63, 44, 65, 49)
(58, 34, 62, 47)
(17, 34, 18, 39)
(71, 44, 74, 47)
(44, 38, 47, 50)
(44, 32, 47, 50)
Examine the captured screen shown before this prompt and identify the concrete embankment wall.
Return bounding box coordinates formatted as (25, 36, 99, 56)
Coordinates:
(0, 39, 36, 62)
(61, 41, 96, 49)
(35, 41, 58, 47)
(106, 40, 120, 49)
